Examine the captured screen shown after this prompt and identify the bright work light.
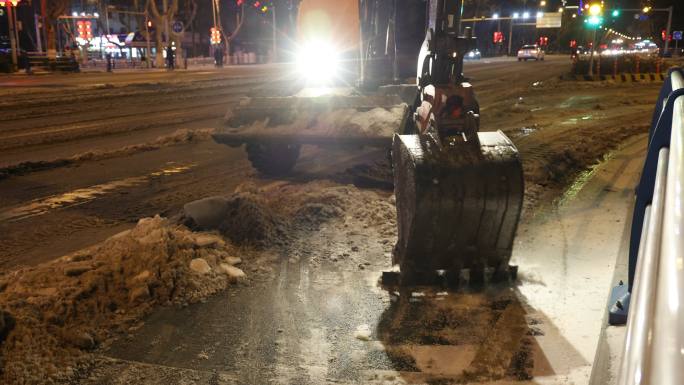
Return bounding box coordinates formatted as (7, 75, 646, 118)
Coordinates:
(296, 41, 341, 85)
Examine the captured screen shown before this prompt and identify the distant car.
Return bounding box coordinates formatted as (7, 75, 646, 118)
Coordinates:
(517, 44, 545, 61)
(465, 49, 481, 60)
(0, 36, 10, 55)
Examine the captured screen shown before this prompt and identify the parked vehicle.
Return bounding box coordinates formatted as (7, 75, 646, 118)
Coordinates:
(517, 44, 545, 61)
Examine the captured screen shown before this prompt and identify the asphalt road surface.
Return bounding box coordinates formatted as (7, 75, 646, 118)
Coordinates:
(0, 55, 663, 384)
(83, 131, 648, 385)
(0, 56, 578, 269)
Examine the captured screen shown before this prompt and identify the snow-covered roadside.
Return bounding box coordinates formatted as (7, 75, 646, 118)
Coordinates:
(0, 181, 391, 384)
(0, 216, 246, 384)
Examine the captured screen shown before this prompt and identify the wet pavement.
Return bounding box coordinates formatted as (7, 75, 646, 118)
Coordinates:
(81, 135, 647, 385)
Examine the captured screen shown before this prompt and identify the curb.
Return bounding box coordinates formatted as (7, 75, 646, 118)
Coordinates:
(561, 73, 666, 82)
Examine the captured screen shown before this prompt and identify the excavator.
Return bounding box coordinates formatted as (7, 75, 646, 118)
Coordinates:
(213, 0, 524, 285)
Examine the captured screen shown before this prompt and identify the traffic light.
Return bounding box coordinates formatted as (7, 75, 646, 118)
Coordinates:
(77, 20, 93, 40)
(538, 36, 549, 46)
(493, 31, 503, 44)
(583, 3, 603, 28)
(210, 27, 221, 44)
(253, 0, 271, 13)
(611, 9, 620, 17)
(585, 16, 603, 26)
(588, 4, 602, 16)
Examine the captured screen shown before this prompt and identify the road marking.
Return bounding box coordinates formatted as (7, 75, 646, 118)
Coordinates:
(0, 163, 196, 222)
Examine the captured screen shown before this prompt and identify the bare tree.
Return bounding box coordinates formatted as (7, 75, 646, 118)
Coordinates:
(147, 0, 198, 66)
(175, 0, 198, 61)
(147, 0, 177, 66)
(215, 0, 246, 61)
(46, 0, 71, 57)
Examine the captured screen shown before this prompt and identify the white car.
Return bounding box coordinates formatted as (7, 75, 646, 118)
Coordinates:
(517, 45, 545, 61)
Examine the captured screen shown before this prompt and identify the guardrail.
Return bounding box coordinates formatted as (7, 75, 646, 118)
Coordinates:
(607, 67, 684, 385)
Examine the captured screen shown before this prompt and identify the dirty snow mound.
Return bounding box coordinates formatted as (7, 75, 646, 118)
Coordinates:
(219, 194, 285, 246)
(183, 181, 395, 245)
(0, 215, 246, 384)
(313, 105, 407, 137)
(236, 104, 407, 138)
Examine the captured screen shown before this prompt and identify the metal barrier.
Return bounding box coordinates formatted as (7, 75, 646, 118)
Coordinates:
(607, 67, 684, 384)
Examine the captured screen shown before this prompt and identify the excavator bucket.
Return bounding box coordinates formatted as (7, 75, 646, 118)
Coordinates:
(391, 130, 524, 285)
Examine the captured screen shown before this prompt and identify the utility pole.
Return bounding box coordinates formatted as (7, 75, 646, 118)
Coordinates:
(104, 0, 110, 35)
(623, 7, 675, 56)
(664, 6, 673, 56)
(6, 3, 18, 71)
(11, 1, 19, 54)
(145, 13, 152, 68)
(588, 27, 597, 76)
(40, 0, 46, 51)
(272, 4, 277, 62)
(211, 0, 217, 29)
(34, 13, 42, 53)
(508, 19, 514, 55)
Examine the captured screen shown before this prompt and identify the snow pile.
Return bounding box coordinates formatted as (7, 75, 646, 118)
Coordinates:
(0, 216, 245, 384)
(184, 189, 287, 248)
(235, 104, 407, 138)
(311, 105, 407, 137)
(0, 181, 396, 384)
(520, 123, 649, 211)
(258, 182, 395, 234)
(183, 181, 396, 244)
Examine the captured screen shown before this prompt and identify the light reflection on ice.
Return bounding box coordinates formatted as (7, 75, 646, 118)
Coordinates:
(0, 163, 196, 222)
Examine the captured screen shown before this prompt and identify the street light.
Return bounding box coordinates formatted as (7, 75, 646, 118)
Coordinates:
(512, 12, 520, 19)
(643, 6, 651, 13)
(585, 3, 604, 77)
(492, 13, 499, 19)
(589, 4, 602, 16)
(536, 11, 543, 18)
(522, 11, 530, 19)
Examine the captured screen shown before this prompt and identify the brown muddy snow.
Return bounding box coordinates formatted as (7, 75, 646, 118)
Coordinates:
(0, 216, 245, 384)
(0, 181, 393, 384)
(228, 98, 407, 138)
(379, 290, 536, 382)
